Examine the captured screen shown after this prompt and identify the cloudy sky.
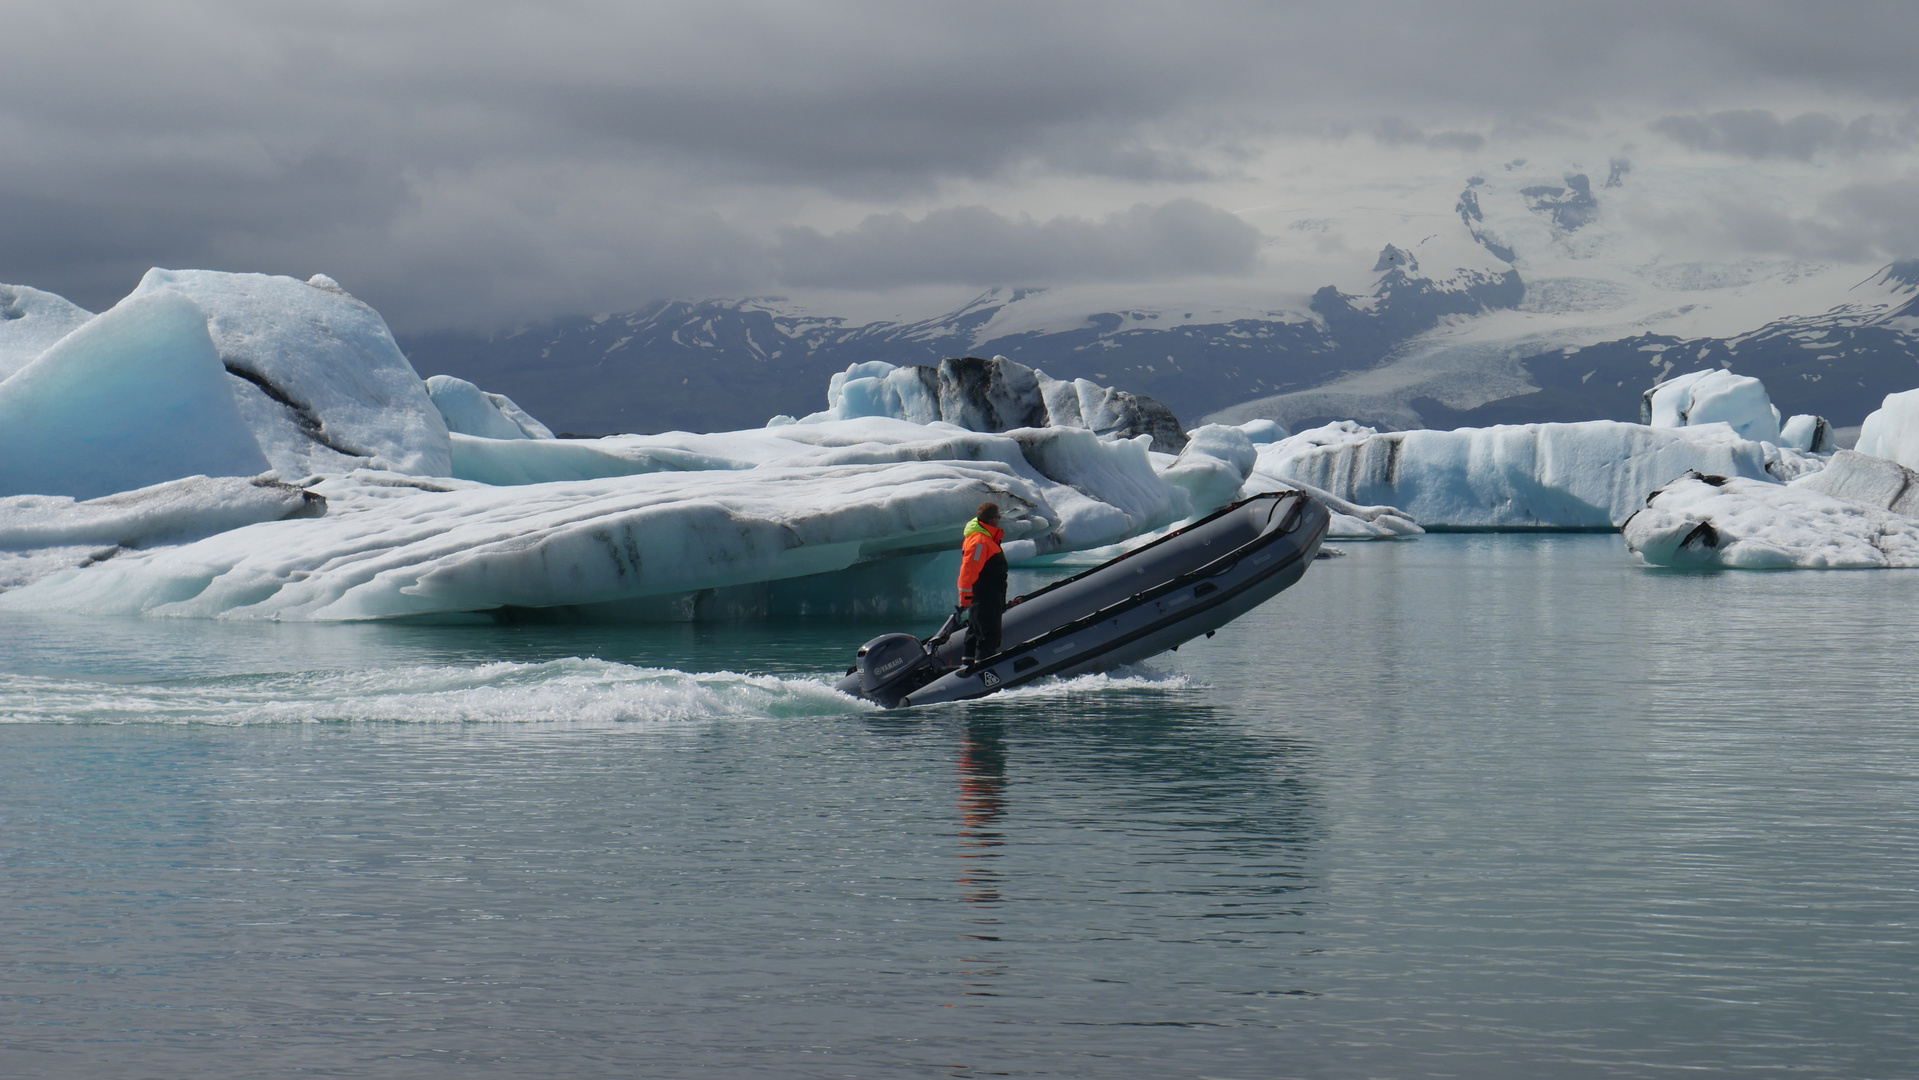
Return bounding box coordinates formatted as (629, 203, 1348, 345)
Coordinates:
(3, 1, 1915, 330)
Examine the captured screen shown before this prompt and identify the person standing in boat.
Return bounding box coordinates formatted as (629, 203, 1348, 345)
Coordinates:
(958, 502, 1007, 665)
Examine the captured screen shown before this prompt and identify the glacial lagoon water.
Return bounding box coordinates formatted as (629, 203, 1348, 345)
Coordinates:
(3, 534, 1917, 1079)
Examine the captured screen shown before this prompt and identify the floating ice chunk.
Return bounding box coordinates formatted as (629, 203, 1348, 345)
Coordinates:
(0, 461, 1063, 621)
(1791, 449, 1919, 517)
(128, 269, 449, 478)
(1242, 470, 1423, 539)
(1856, 387, 1919, 471)
(1777, 413, 1833, 452)
(0, 291, 270, 500)
(0, 474, 321, 589)
(1623, 471, 1919, 569)
(0, 283, 94, 381)
(806, 356, 1186, 451)
(1157, 425, 1257, 514)
(1236, 418, 1290, 444)
(425, 375, 554, 440)
(1642, 368, 1781, 443)
(1257, 420, 1792, 529)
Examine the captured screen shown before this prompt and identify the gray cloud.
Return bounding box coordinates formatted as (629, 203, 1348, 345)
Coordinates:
(0, 1, 1915, 328)
(1665, 170, 1919, 262)
(773, 199, 1261, 288)
(1651, 109, 1914, 159)
(1373, 118, 1486, 153)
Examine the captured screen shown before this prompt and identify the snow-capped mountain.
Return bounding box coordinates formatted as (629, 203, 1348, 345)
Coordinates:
(400, 164, 1919, 436)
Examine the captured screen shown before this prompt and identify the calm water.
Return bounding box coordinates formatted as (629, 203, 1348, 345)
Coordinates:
(3, 535, 1917, 1079)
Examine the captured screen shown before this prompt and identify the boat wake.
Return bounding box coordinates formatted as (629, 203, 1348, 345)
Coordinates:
(0, 657, 877, 726)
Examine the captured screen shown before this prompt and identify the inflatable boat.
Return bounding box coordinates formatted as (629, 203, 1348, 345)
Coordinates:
(837, 491, 1330, 708)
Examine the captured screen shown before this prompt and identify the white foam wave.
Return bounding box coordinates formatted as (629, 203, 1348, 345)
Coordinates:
(0, 657, 875, 726)
(986, 665, 1194, 702)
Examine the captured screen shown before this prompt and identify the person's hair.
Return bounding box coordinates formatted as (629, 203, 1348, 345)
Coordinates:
(975, 501, 1001, 523)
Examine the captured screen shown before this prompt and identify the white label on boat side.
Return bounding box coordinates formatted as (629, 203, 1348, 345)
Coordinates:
(1051, 641, 1076, 654)
(982, 670, 1001, 687)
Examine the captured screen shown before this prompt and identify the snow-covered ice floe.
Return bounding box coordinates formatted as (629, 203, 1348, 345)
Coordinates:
(1253, 419, 1825, 530)
(1623, 460, 1919, 569)
(0, 474, 323, 590)
(1, 458, 1084, 621)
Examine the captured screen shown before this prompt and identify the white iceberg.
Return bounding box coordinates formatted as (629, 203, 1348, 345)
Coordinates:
(0, 283, 94, 381)
(0, 291, 272, 500)
(1643, 368, 1780, 443)
(1157, 425, 1258, 514)
(1641, 367, 1830, 452)
(129, 270, 449, 479)
(426, 374, 555, 440)
(1254, 419, 1820, 529)
(1623, 470, 1919, 569)
(806, 356, 1187, 452)
(1856, 387, 1919, 471)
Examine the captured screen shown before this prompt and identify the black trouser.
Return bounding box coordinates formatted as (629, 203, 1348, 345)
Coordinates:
(964, 599, 1003, 662)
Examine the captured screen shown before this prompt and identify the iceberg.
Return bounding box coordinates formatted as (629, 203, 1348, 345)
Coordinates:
(1641, 367, 1830, 451)
(1623, 470, 1919, 569)
(1157, 425, 1258, 514)
(0, 291, 272, 500)
(426, 374, 555, 440)
(1254, 419, 1819, 529)
(1856, 387, 1919, 471)
(806, 356, 1187, 452)
(0, 283, 93, 381)
(128, 270, 449, 479)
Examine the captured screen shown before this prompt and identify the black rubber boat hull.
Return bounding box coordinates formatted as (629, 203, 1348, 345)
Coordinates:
(836, 491, 1330, 708)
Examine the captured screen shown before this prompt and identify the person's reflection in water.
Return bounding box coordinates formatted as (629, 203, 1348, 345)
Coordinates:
(956, 720, 1007, 911)
(954, 719, 1011, 1005)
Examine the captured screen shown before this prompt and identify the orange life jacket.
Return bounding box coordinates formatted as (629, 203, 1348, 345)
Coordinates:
(957, 518, 1004, 605)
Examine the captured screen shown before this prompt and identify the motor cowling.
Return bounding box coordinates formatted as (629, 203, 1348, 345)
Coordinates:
(855, 633, 939, 708)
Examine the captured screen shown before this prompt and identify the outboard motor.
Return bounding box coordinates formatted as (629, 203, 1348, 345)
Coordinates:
(855, 633, 940, 709)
